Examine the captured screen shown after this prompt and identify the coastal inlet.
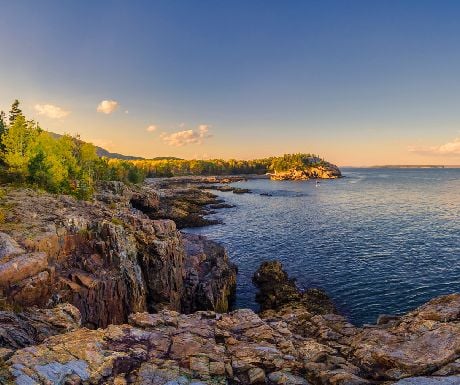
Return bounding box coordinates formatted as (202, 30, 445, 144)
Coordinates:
(184, 167, 460, 325)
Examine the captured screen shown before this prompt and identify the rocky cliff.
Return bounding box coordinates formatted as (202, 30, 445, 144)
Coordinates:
(0, 183, 236, 329)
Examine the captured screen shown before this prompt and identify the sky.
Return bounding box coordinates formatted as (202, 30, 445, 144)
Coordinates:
(1, 0, 460, 166)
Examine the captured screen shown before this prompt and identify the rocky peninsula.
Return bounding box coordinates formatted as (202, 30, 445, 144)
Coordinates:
(0, 179, 458, 385)
(269, 163, 342, 181)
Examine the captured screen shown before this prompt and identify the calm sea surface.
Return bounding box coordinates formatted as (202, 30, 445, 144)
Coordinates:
(184, 168, 460, 325)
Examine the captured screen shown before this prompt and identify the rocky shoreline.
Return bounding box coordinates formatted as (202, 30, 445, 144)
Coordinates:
(0, 178, 458, 385)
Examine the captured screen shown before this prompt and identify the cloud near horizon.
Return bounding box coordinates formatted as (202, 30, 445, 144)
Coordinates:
(161, 124, 212, 146)
(34, 104, 70, 119)
(146, 124, 157, 132)
(97, 100, 119, 114)
(408, 138, 460, 156)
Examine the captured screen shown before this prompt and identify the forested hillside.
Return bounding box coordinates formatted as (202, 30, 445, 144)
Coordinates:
(129, 153, 329, 177)
(0, 99, 335, 198)
(0, 100, 145, 199)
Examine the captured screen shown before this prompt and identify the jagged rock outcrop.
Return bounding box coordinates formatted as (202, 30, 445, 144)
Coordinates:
(0, 184, 236, 328)
(253, 261, 336, 315)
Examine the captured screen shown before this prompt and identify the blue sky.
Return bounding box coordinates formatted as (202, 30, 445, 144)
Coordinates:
(1, 0, 460, 165)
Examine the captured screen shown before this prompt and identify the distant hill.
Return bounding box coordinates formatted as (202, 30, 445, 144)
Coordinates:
(48, 132, 144, 160)
(94, 146, 144, 160)
(149, 156, 183, 161)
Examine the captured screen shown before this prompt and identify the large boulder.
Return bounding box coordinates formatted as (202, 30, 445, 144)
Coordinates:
(253, 260, 336, 315)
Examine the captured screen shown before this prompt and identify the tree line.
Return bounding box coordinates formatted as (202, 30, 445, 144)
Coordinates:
(0, 100, 145, 199)
(132, 153, 327, 177)
(0, 99, 329, 198)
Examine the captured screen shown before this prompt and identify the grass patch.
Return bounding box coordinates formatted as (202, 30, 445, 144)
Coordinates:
(111, 217, 124, 226)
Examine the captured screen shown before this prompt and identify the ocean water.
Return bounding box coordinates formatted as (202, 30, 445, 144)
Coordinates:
(184, 168, 460, 325)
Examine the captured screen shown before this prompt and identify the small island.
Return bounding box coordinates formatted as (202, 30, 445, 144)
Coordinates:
(268, 154, 342, 180)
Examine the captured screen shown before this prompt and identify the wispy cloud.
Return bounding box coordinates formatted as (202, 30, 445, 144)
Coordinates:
(408, 138, 460, 156)
(161, 124, 212, 146)
(146, 124, 157, 132)
(34, 104, 70, 119)
(97, 100, 119, 114)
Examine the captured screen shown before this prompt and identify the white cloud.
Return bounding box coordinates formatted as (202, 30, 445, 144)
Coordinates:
(146, 125, 157, 132)
(408, 138, 460, 156)
(161, 124, 212, 147)
(97, 100, 119, 114)
(34, 104, 70, 119)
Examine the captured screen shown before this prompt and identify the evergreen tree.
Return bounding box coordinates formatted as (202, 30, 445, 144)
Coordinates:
(0, 111, 6, 152)
(8, 99, 22, 125)
(1, 114, 39, 178)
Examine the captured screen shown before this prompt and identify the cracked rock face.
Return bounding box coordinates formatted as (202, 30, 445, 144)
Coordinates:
(0, 185, 236, 329)
(3, 292, 459, 384)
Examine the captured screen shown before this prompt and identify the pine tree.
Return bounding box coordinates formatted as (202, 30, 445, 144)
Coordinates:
(1, 114, 39, 178)
(8, 99, 22, 125)
(0, 111, 6, 152)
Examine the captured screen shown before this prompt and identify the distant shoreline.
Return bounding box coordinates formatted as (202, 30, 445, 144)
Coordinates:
(371, 165, 445, 169)
(345, 165, 460, 169)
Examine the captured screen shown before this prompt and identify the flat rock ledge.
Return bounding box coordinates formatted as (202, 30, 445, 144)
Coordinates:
(2, 287, 459, 384)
